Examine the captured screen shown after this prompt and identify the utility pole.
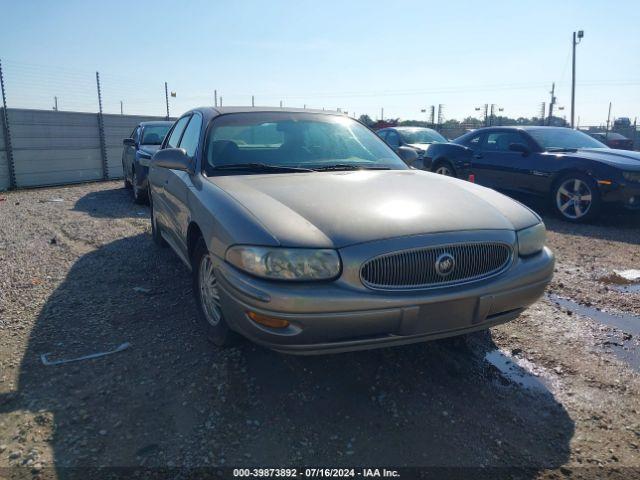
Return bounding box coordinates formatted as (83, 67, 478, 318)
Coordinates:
(381, 107, 384, 122)
(489, 104, 495, 126)
(539, 102, 546, 126)
(430, 105, 435, 126)
(214, 90, 218, 107)
(571, 30, 584, 129)
(483, 104, 489, 127)
(219, 96, 222, 107)
(53, 96, 58, 111)
(164, 82, 170, 120)
(605, 102, 612, 140)
(437, 104, 444, 126)
(547, 83, 556, 126)
(120, 100, 123, 115)
(251, 95, 255, 107)
(280, 100, 283, 108)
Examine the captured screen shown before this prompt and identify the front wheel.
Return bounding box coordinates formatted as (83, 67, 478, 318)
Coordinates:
(552, 173, 601, 223)
(131, 170, 147, 204)
(123, 163, 131, 189)
(433, 160, 455, 177)
(192, 238, 236, 347)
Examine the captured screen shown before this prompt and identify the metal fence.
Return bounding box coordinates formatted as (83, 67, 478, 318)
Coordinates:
(0, 108, 170, 190)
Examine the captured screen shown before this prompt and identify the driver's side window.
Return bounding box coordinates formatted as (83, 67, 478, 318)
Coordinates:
(484, 132, 528, 152)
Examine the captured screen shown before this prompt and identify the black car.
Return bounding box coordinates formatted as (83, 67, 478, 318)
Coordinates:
(122, 121, 173, 203)
(425, 126, 640, 222)
(588, 132, 634, 150)
(376, 127, 447, 168)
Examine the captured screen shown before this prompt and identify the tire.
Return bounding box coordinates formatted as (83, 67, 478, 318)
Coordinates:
(552, 172, 601, 223)
(192, 238, 236, 347)
(123, 163, 131, 189)
(149, 193, 167, 247)
(433, 160, 456, 177)
(131, 170, 147, 204)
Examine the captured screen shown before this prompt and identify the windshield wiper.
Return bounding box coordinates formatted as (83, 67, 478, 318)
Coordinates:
(313, 164, 391, 171)
(210, 163, 314, 173)
(545, 147, 578, 152)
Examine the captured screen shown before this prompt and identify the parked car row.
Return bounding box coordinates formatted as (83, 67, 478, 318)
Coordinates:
(117, 108, 638, 354)
(121, 107, 554, 354)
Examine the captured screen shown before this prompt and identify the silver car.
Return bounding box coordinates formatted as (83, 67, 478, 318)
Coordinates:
(148, 107, 554, 355)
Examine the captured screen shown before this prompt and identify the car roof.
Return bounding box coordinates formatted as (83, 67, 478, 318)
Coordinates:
(190, 106, 344, 116)
(139, 121, 173, 127)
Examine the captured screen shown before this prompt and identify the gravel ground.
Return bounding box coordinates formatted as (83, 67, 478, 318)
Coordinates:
(0, 181, 639, 479)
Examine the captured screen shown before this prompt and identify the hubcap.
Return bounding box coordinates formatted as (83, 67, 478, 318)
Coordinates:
(199, 254, 222, 326)
(435, 165, 452, 176)
(556, 178, 593, 219)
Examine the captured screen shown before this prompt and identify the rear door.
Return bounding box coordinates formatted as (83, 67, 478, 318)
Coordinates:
(151, 115, 190, 236)
(164, 113, 203, 255)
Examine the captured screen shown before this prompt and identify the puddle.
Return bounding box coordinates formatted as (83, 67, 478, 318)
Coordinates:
(547, 294, 640, 372)
(547, 294, 640, 336)
(612, 284, 640, 294)
(485, 349, 554, 394)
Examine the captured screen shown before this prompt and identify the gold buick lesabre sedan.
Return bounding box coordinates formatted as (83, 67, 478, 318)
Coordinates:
(148, 107, 554, 354)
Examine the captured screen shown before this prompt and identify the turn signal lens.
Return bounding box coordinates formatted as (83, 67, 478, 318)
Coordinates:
(247, 311, 290, 329)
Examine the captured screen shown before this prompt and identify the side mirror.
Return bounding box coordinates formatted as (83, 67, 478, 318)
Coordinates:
(152, 148, 193, 173)
(509, 143, 530, 155)
(397, 146, 419, 165)
(123, 138, 136, 147)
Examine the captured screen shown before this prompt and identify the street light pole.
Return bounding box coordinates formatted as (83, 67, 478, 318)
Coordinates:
(571, 30, 584, 129)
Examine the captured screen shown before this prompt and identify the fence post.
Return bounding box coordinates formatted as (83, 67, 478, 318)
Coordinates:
(95, 71, 108, 180)
(0, 59, 16, 189)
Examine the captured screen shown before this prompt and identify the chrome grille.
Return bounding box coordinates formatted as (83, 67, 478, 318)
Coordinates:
(360, 242, 513, 290)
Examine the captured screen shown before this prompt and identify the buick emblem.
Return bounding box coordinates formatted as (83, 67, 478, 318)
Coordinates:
(435, 253, 456, 277)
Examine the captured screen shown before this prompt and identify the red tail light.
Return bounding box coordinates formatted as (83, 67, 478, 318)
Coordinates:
(468, 174, 476, 183)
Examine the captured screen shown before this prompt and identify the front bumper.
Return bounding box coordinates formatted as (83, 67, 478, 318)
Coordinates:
(214, 245, 554, 355)
(601, 181, 640, 211)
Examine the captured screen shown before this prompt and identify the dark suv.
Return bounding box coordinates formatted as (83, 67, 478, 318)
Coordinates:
(122, 121, 173, 203)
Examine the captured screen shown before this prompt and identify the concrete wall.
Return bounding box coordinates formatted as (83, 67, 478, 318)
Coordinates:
(0, 108, 172, 191)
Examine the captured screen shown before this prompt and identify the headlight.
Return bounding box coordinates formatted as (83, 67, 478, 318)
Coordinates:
(623, 171, 640, 183)
(517, 223, 546, 256)
(226, 246, 341, 281)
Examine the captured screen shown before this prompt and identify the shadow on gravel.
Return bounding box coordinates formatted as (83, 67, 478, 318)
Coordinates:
(73, 187, 149, 219)
(1, 233, 574, 476)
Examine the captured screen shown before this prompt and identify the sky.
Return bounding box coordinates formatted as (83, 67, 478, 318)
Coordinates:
(1, 0, 639, 125)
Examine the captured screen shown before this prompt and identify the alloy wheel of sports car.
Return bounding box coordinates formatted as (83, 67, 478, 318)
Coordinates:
(192, 238, 234, 346)
(553, 175, 600, 222)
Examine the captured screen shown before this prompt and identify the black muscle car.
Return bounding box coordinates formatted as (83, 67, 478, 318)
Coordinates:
(424, 126, 640, 222)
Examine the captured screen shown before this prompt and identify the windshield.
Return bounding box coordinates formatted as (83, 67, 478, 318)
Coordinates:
(141, 125, 171, 145)
(204, 112, 407, 174)
(399, 129, 447, 144)
(528, 128, 608, 150)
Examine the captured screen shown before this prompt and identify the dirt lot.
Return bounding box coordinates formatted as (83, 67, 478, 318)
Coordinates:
(0, 181, 639, 479)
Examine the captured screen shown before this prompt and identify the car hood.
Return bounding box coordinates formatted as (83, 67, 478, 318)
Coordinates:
(208, 170, 540, 249)
(572, 148, 640, 169)
(139, 145, 161, 156)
